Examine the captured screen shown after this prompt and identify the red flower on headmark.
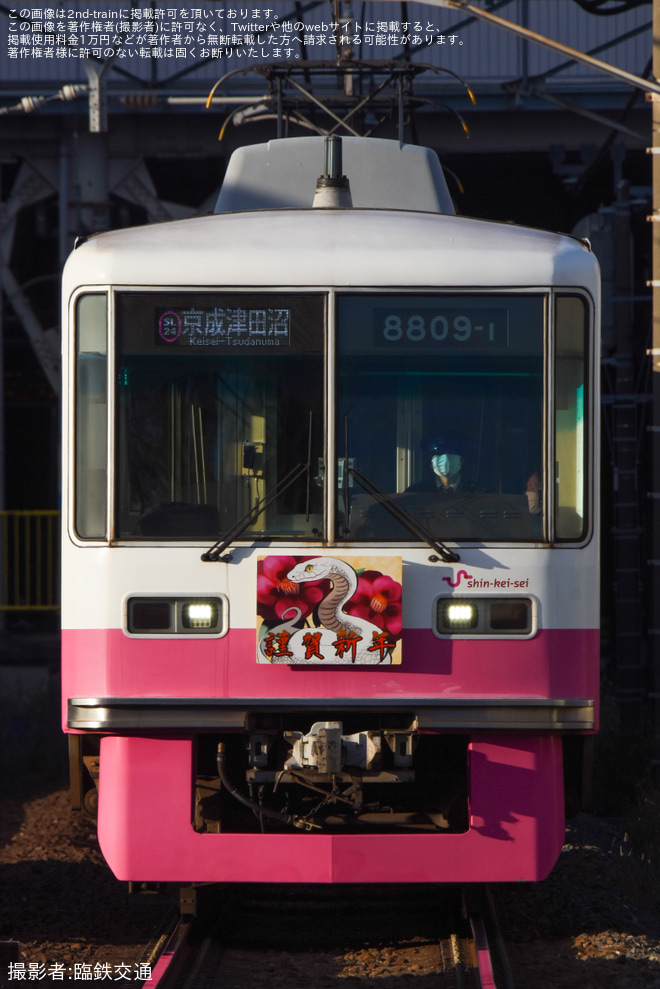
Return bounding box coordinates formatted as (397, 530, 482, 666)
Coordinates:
(345, 571, 402, 638)
(257, 555, 328, 626)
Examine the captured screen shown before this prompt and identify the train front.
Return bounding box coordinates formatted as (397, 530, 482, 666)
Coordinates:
(61, 137, 599, 884)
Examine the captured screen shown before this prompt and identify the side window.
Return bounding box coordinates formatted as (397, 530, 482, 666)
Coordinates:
(554, 295, 588, 541)
(75, 294, 107, 538)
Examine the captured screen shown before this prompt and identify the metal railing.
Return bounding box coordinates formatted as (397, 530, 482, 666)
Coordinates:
(0, 511, 60, 611)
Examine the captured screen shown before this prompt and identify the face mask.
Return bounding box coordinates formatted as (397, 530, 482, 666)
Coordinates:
(432, 453, 461, 478)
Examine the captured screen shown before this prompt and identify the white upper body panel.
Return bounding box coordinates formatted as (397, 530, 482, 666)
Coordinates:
(60, 542, 598, 633)
(60, 138, 600, 635)
(62, 207, 598, 296)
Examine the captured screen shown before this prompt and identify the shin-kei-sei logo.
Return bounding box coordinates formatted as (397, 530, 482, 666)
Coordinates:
(442, 569, 474, 588)
(442, 571, 532, 590)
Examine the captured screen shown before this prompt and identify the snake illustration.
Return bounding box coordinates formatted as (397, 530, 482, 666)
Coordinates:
(287, 557, 384, 639)
(258, 557, 394, 664)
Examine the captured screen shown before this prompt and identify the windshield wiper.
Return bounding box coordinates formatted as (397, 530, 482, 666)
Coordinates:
(348, 467, 460, 563)
(201, 462, 309, 562)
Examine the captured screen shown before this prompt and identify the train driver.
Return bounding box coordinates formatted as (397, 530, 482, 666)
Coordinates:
(429, 439, 463, 494)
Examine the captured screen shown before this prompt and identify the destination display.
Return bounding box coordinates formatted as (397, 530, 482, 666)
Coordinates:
(155, 306, 290, 348)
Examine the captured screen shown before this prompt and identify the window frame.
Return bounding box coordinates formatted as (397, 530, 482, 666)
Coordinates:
(71, 289, 110, 543)
(111, 286, 328, 544)
(333, 287, 553, 546)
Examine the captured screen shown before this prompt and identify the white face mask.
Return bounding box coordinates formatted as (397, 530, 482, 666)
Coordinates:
(431, 453, 462, 479)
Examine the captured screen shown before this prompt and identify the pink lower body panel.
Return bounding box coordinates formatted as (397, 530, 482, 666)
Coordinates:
(61, 626, 600, 728)
(97, 733, 565, 884)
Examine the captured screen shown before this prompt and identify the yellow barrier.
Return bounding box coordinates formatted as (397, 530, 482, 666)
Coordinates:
(0, 511, 60, 611)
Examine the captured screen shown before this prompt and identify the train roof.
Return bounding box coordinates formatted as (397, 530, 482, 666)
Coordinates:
(214, 137, 456, 214)
(63, 207, 598, 294)
(64, 137, 598, 295)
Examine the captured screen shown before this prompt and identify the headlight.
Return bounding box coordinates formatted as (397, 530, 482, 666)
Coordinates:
(127, 597, 224, 635)
(436, 597, 533, 636)
(182, 602, 218, 629)
(489, 600, 530, 631)
(129, 600, 171, 631)
(443, 602, 478, 629)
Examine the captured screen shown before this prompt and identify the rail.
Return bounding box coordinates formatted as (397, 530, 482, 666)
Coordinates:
(0, 510, 60, 611)
(147, 884, 516, 989)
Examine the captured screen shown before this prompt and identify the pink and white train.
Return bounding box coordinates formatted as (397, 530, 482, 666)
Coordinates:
(62, 136, 599, 884)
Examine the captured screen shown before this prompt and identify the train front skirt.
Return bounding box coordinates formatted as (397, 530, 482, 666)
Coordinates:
(96, 733, 564, 884)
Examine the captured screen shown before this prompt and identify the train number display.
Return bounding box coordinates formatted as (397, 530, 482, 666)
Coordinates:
(374, 308, 509, 350)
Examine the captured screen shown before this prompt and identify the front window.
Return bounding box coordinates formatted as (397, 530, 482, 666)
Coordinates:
(74, 287, 589, 545)
(115, 293, 325, 540)
(336, 294, 545, 542)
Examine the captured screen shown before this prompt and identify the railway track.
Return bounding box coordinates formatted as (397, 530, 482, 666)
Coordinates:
(146, 884, 515, 989)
